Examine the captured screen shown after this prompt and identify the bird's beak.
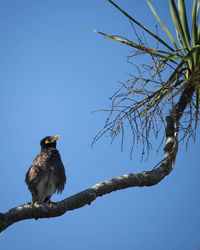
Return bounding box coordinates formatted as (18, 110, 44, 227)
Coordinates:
(52, 135, 60, 141)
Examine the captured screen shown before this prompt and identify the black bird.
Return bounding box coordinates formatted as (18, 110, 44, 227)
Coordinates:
(25, 135, 66, 204)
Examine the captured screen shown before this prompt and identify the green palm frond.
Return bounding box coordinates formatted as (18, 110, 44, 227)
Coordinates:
(178, 0, 191, 47)
(192, 0, 198, 47)
(169, 0, 190, 51)
(95, 0, 200, 139)
(93, 30, 181, 62)
(108, 0, 175, 51)
(147, 0, 182, 52)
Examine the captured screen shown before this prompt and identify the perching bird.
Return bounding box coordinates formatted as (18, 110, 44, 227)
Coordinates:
(25, 135, 66, 204)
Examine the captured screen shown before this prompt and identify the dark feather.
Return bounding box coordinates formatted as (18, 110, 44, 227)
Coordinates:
(25, 136, 66, 203)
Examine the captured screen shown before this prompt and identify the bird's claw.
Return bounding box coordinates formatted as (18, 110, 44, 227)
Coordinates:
(48, 200, 55, 207)
(30, 201, 38, 205)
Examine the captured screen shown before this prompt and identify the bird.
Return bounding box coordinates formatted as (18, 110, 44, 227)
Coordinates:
(25, 135, 66, 205)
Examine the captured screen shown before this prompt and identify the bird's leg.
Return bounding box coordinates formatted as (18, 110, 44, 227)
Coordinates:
(31, 201, 38, 205)
(49, 201, 53, 208)
(44, 196, 55, 207)
(30, 196, 39, 205)
(30, 192, 39, 205)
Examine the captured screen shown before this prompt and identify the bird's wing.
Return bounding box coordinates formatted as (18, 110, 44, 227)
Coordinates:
(52, 152, 66, 193)
(25, 152, 48, 185)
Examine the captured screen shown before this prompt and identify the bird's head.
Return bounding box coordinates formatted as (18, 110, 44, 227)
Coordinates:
(40, 135, 60, 149)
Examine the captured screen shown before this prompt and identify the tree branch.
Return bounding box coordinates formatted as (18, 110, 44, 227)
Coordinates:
(0, 85, 195, 233)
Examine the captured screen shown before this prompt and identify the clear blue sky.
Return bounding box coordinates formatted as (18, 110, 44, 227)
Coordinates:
(0, 0, 199, 249)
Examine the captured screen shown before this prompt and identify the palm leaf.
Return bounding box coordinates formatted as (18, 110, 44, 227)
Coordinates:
(192, 0, 198, 46)
(197, 1, 200, 57)
(147, 0, 181, 52)
(178, 0, 191, 49)
(192, 0, 198, 65)
(94, 30, 184, 64)
(94, 30, 176, 59)
(162, 46, 200, 96)
(169, 0, 189, 51)
(108, 0, 175, 52)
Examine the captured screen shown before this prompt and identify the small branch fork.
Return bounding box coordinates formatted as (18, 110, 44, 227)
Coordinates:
(0, 85, 195, 233)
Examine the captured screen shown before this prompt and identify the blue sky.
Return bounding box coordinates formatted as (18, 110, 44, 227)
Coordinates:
(0, 0, 200, 249)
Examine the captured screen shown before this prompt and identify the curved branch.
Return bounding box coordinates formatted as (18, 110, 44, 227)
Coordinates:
(0, 85, 195, 233)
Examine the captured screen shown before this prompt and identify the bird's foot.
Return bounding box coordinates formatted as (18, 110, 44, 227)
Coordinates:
(31, 201, 38, 205)
(48, 200, 55, 207)
(44, 197, 55, 207)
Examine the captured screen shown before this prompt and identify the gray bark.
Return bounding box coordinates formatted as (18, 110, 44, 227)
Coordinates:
(0, 85, 195, 233)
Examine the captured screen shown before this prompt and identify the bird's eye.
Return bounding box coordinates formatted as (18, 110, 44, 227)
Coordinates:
(45, 140, 50, 144)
